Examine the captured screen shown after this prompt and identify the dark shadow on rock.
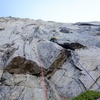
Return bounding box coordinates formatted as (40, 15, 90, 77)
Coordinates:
(57, 42, 86, 50)
(4, 56, 43, 76)
(95, 33, 100, 36)
(75, 22, 100, 26)
(0, 27, 5, 31)
(59, 27, 70, 33)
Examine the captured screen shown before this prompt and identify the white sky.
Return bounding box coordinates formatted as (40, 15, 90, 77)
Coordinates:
(0, 0, 100, 22)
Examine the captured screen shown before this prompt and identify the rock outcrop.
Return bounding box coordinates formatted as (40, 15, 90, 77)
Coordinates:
(0, 17, 100, 100)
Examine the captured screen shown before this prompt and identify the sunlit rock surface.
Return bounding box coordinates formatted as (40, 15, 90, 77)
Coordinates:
(0, 17, 100, 100)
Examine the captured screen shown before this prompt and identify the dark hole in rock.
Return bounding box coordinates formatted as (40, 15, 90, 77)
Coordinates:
(57, 42, 86, 50)
(10, 72, 14, 74)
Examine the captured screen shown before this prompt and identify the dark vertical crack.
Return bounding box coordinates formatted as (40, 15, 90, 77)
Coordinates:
(79, 79, 87, 91)
(23, 42, 26, 58)
(45, 78, 62, 100)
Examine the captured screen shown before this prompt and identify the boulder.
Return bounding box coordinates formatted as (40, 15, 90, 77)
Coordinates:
(3, 56, 42, 76)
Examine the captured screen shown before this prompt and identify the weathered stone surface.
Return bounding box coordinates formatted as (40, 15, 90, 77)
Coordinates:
(0, 44, 16, 69)
(0, 74, 62, 100)
(71, 47, 100, 92)
(4, 56, 42, 76)
(38, 41, 63, 69)
(72, 47, 100, 71)
(50, 60, 86, 100)
(80, 70, 100, 91)
(0, 17, 100, 100)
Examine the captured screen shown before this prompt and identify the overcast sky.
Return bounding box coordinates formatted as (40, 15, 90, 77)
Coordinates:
(0, 0, 100, 23)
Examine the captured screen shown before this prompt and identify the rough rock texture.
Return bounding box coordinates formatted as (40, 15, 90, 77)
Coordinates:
(3, 56, 42, 75)
(59, 27, 70, 33)
(72, 48, 100, 91)
(0, 17, 100, 100)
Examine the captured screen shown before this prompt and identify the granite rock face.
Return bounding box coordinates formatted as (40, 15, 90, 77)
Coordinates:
(0, 17, 100, 100)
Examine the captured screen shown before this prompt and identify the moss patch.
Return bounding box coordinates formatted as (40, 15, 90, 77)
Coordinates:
(72, 90, 100, 100)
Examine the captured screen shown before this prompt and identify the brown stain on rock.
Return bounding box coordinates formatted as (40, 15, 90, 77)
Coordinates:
(4, 56, 42, 75)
